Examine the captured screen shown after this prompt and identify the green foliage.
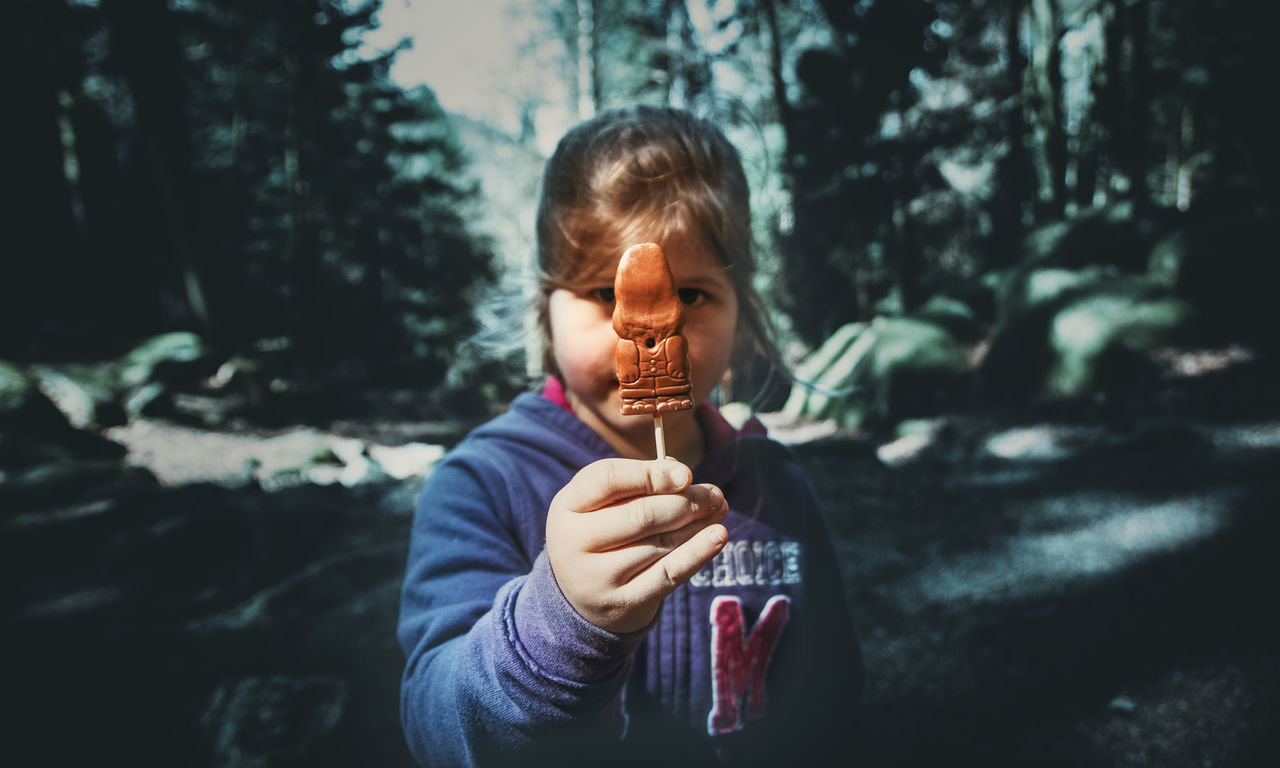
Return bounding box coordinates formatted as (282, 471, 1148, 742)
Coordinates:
(8, 0, 493, 388)
(983, 267, 1199, 400)
(11, 0, 1271, 409)
(912, 294, 982, 344)
(763, 0, 1271, 353)
(1046, 291, 1195, 397)
(0, 362, 35, 416)
(778, 0, 948, 345)
(784, 317, 967, 430)
(118, 332, 210, 389)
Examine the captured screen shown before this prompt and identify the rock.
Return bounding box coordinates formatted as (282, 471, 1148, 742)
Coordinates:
(912, 295, 983, 344)
(198, 675, 348, 767)
(876, 419, 952, 467)
(782, 322, 869, 423)
(253, 430, 343, 490)
(1047, 290, 1197, 397)
(123, 380, 170, 418)
(0, 359, 33, 415)
(1020, 202, 1157, 273)
(366, 442, 445, 480)
(983, 270, 1200, 401)
(0, 459, 154, 509)
(118, 331, 213, 389)
(993, 265, 1113, 328)
(29, 362, 125, 430)
(784, 317, 967, 430)
(1152, 215, 1275, 350)
(0, 364, 126, 471)
(304, 436, 382, 488)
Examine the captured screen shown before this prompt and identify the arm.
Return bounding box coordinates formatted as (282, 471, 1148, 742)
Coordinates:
(397, 457, 643, 767)
(398, 454, 730, 766)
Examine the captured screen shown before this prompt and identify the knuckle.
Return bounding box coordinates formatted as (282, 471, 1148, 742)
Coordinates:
(657, 560, 679, 592)
(630, 498, 660, 531)
(600, 460, 623, 493)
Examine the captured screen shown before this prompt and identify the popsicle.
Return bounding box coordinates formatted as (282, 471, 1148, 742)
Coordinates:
(612, 242, 693, 458)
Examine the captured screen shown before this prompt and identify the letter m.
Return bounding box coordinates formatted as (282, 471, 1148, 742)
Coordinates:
(707, 595, 790, 734)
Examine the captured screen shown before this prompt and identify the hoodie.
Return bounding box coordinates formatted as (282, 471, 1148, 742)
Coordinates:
(398, 391, 861, 767)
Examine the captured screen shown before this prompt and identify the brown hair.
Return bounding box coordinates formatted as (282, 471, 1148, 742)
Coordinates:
(535, 104, 781, 398)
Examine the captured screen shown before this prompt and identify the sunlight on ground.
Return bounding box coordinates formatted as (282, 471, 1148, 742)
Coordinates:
(914, 491, 1235, 606)
(983, 425, 1106, 461)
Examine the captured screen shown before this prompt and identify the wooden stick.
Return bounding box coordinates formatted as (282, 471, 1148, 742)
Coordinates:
(653, 413, 666, 459)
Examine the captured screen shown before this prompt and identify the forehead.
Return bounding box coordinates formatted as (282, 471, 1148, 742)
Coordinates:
(569, 241, 730, 287)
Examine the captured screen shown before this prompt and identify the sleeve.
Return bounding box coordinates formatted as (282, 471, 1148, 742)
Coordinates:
(397, 455, 646, 767)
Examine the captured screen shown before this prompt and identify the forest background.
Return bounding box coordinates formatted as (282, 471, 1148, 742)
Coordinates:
(4, 1, 1278, 766)
(8, 0, 1274, 422)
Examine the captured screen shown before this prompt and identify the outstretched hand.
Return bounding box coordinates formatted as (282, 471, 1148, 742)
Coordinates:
(546, 458, 729, 634)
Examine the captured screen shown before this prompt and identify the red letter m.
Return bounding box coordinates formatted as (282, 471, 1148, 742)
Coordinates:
(707, 595, 790, 734)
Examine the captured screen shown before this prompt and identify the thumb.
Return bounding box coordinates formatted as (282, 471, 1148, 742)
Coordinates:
(554, 457, 692, 513)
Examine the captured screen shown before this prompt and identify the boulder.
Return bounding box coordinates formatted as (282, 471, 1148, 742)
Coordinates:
(912, 294, 983, 344)
(1150, 215, 1274, 350)
(982, 269, 1199, 400)
(0, 360, 126, 471)
(117, 331, 213, 389)
(0, 359, 33, 415)
(1020, 202, 1164, 273)
(784, 317, 967, 430)
(198, 675, 348, 767)
(29, 362, 126, 430)
(1047, 291, 1197, 397)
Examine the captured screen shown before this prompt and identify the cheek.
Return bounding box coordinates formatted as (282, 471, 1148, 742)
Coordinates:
(550, 310, 618, 385)
(690, 342, 732, 395)
(688, 310, 738, 395)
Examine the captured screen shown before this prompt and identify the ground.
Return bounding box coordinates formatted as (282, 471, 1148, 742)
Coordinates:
(3, 350, 1278, 766)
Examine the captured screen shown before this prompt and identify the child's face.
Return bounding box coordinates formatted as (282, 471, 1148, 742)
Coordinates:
(548, 240, 738, 456)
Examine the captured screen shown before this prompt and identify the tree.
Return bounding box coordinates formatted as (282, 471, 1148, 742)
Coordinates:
(772, 0, 946, 345)
(5, 0, 494, 387)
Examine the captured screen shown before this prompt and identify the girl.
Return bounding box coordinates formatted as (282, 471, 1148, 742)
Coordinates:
(398, 105, 861, 766)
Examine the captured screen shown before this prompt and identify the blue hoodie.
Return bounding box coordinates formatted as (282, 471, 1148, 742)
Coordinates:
(398, 391, 861, 766)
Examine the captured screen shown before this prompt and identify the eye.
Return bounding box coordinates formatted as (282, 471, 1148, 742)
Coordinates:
(590, 287, 616, 304)
(677, 288, 706, 306)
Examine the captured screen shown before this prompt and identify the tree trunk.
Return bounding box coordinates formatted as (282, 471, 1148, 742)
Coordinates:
(575, 0, 596, 119)
(1125, 0, 1150, 217)
(759, 0, 794, 145)
(1027, 0, 1069, 217)
(101, 0, 212, 333)
(665, 0, 685, 106)
(987, 0, 1033, 269)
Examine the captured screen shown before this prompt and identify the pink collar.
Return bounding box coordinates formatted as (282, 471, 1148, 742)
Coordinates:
(540, 376, 765, 453)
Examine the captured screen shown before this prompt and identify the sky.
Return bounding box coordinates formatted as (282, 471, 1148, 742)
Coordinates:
(361, 0, 572, 154)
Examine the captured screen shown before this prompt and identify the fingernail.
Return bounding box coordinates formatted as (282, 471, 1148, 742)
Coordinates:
(666, 463, 691, 488)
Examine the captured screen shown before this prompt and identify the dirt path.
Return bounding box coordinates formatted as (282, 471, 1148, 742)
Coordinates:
(6, 357, 1280, 766)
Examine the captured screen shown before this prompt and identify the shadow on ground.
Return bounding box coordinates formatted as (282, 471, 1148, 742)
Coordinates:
(801, 361, 1280, 767)
(2, 361, 1279, 766)
(2, 477, 422, 767)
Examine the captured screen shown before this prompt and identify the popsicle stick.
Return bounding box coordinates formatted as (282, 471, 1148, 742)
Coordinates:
(654, 413, 666, 459)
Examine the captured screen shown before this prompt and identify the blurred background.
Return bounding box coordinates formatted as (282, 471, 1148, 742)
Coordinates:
(3, 0, 1277, 766)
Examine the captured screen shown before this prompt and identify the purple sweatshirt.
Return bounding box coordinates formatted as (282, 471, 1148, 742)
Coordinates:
(397, 391, 861, 766)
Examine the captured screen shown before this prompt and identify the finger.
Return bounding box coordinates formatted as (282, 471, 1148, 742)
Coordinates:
(622, 523, 730, 604)
(553, 457, 692, 514)
(605, 503, 732, 585)
(580, 483, 725, 552)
